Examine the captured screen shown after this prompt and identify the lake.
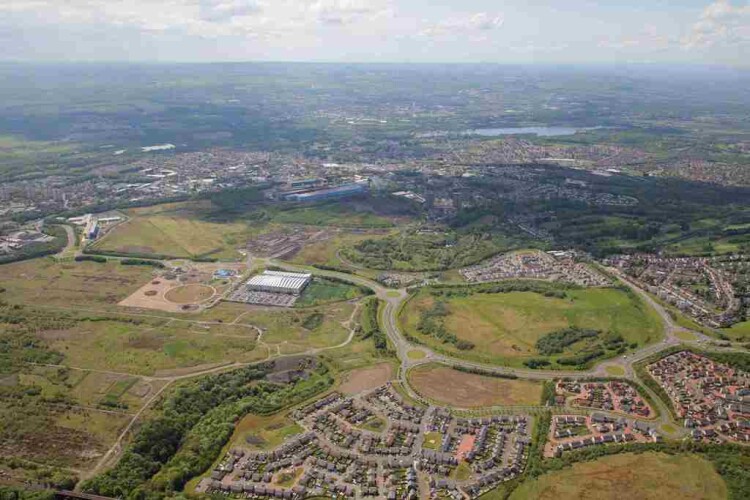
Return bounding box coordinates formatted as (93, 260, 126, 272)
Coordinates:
(465, 126, 601, 137)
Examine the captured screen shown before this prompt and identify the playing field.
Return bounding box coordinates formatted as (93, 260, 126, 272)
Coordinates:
(407, 364, 543, 407)
(401, 287, 663, 367)
(509, 452, 727, 500)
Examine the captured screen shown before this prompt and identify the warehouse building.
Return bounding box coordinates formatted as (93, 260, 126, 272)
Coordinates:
(246, 270, 312, 295)
(282, 183, 367, 202)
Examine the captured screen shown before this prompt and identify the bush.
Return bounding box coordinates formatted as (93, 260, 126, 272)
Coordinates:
(75, 255, 107, 263)
(120, 259, 165, 268)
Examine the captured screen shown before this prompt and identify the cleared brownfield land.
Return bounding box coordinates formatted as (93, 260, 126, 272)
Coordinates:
(407, 364, 542, 407)
(339, 363, 394, 395)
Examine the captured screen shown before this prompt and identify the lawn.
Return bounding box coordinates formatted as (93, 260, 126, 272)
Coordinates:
(408, 364, 543, 407)
(422, 431, 442, 450)
(509, 452, 727, 500)
(605, 365, 626, 376)
(674, 329, 698, 341)
(407, 350, 427, 360)
(400, 287, 663, 368)
(359, 417, 387, 433)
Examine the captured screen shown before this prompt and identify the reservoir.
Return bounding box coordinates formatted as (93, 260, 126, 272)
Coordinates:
(465, 126, 601, 137)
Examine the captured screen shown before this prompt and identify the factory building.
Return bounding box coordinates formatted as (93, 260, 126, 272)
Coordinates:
(246, 270, 312, 295)
(282, 183, 367, 202)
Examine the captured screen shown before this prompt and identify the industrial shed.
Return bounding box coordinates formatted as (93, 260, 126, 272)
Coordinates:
(246, 270, 312, 295)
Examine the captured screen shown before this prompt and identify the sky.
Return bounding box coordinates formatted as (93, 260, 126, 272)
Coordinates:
(0, 0, 748, 66)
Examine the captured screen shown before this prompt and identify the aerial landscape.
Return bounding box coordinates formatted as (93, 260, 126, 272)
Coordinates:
(1, 1, 750, 500)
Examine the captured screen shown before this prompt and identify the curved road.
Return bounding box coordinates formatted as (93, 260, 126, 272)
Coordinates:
(270, 258, 746, 431)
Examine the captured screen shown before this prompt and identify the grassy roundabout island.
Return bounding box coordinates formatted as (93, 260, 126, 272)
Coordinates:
(400, 282, 663, 369)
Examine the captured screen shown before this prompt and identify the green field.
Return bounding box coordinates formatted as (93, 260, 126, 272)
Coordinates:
(342, 230, 534, 271)
(227, 413, 303, 451)
(270, 203, 396, 228)
(401, 286, 663, 368)
(290, 230, 392, 269)
(295, 277, 366, 307)
(721, 320, 750, 340)
(509, 452, 727, 500)
(0, 258, 152, 309)
(43, 318, 266, 376)
(241, 302, 355, 355)
(91, 202, 252, 259)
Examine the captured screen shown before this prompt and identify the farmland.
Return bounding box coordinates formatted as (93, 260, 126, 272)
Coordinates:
(509, 452, 727, 500)
(400, 285, 663, 368)
(407, 364, 544, 407)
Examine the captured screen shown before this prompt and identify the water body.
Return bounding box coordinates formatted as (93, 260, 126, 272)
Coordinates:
(465, 126, 602, 137)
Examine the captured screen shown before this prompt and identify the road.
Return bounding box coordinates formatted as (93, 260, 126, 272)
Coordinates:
(69, 257, 744, 483)
(267, 260, 746, 432)
(54, 224, 77, 258)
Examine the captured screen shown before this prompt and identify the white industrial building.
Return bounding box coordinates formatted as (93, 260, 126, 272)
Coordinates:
(246, 270, 312, 295)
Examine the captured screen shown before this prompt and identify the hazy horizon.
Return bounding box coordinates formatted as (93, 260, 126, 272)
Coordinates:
(1, 1, 748, 67)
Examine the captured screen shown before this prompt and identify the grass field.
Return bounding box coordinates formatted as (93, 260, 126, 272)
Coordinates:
(241, 302, 355, 355)
(0, 258, 152, 309)
(295, 277, 365, 307)
(291, 231, 392, 269)
(509, 452, 727, 500)
(408, 364, 543, 407)
(92, 202, 251, 259)
(270, 203, 396, 228)
(228, 413, 303, 451)
(401, 287, 663, 368)
(43, 318, 264, 376)
(721, 320, 750, 340)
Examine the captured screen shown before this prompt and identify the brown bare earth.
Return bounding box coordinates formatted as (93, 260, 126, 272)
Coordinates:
(164, 284, 215, 304)
(339, 363, 394, 395)
(408, 364, 543, 407)
(119, 274, 186, 312)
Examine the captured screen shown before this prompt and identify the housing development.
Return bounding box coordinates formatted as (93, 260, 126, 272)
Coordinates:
(198, 384, 532, 500)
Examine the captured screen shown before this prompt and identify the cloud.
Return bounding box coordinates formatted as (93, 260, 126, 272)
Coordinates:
(198, 0, 263, 23)
(683, 0, 750, 49)
(597, 24, 676, 51)
(307, 0, 393, 26)
(418, 12, 504, 38)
